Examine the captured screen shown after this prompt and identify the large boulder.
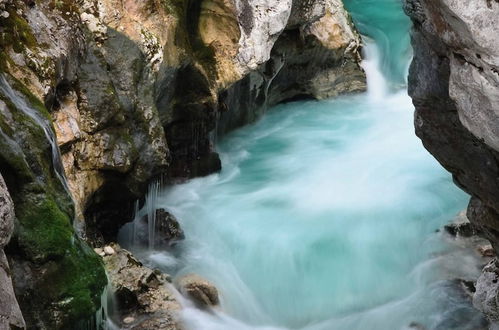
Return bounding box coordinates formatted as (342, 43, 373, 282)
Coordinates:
(102, 244, 182, 329)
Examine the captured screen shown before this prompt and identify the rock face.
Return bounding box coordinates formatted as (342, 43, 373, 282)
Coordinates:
(404, 0, 499, 325)
(0, 0, 364, 327)
(474, 260, 499, 325)
(0, 174, 25, 330)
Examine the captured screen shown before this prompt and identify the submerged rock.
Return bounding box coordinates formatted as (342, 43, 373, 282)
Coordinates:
(102, 244, 181, 329)
(175, 274, 220, 309)
(444, 211, 478, 238)
(408, 322, 426, 330)
(133, 208, 185, 250)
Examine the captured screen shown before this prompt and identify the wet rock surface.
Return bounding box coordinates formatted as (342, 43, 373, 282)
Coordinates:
(102, 244, 182, 330)
(134, 208, 185, 250)
(444, 211, 479, 238)
(175, 274, 220, 309)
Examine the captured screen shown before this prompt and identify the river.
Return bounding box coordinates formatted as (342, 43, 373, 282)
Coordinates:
(119, 1, 487, 329)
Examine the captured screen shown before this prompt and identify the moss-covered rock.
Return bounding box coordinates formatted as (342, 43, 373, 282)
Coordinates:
(0, 73, 107, 329)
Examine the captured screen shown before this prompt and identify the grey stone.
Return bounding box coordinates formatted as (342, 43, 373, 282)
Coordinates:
(0, 174, 26, 329)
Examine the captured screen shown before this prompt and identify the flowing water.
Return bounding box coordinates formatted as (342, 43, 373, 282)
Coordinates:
(0, 74, 71, 196)
(119, 1, 488, 329)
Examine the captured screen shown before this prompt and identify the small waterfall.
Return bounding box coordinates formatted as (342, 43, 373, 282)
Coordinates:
(118, 178, 167, 251)
(146, 180, 161, 250)
(76, 274, 119, 330)
(0, 74, 72, 198)
(361, 40, 388, 101)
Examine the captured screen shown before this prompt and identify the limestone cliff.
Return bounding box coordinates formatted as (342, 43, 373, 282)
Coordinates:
(0, 0, 365, 327)
(404, 0, 499, 324)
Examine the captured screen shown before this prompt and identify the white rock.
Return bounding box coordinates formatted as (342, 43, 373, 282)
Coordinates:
(0, 11, 9, 18)
(80, 12, 107, 41)
(234, 0, 292, 72)
(123, 316, 135, 324)
(104, 246, 115, 255)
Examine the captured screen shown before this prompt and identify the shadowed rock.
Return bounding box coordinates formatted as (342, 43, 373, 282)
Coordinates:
(0, 173, 25, 329)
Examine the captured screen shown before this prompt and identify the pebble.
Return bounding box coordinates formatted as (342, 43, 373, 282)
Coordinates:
(478, 244, 495, 257)
(104, 246, 115, 255)
(123, 316, 135, 324)
(0, 11, 9, 18)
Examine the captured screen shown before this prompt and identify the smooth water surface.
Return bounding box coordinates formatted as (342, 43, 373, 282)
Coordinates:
(119, 1, 487, 329)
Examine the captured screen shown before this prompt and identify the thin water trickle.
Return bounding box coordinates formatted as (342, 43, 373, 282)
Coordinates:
(0, 74, 72, 199)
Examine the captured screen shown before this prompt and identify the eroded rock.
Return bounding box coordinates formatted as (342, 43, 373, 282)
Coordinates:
(175, 274, 220, 309)
(102, 244, 181, 329)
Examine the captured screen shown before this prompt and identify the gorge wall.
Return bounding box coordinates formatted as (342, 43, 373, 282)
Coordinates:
(0, 0, 365, 327)
(404, 0, 499, 324)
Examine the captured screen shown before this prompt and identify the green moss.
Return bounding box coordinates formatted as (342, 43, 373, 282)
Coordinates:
(48, 0, 79, 19)
(16, 197, 73, 262)
(0, 72, 106, 328)
(0, 9, 37, 54)
(13, 195, 107, 325)
(40, 240, 107, 325)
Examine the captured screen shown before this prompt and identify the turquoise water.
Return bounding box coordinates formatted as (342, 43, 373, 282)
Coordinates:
(119, 1, 487, 329)
(344, 0, 412, 86)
